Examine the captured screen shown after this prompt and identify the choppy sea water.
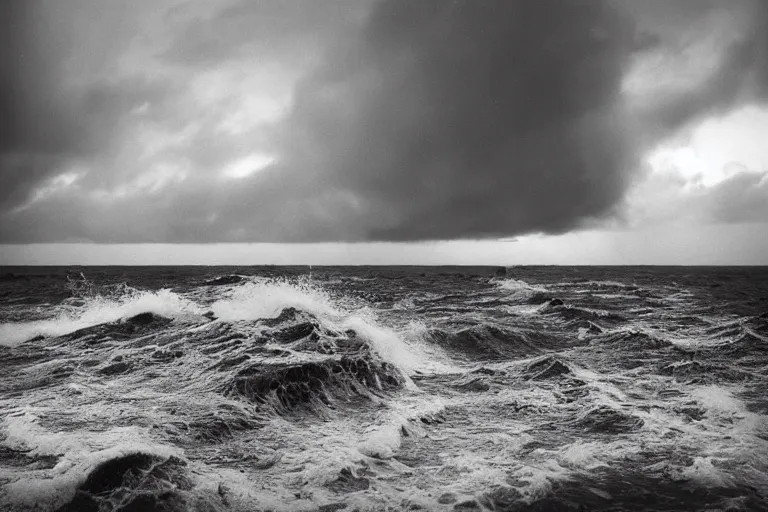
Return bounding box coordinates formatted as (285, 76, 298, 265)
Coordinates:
(1, 266, 767, 512)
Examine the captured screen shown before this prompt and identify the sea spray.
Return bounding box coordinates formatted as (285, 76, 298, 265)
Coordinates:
(0, 286, 202, 346)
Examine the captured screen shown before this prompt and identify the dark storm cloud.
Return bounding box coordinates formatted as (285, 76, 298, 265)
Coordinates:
(137, 0, 642, 243)
(282, 0, 768, 242)
(1, 0, 78, 209)
(0, 0, 370, 242)
(636, 1, 768, 140)
(0, 0, 171, 215)
(277, 0, 637, 240)
(2, 0, 768, 243)
(208, 0, 768, 243)
(162, 0, 371, 67)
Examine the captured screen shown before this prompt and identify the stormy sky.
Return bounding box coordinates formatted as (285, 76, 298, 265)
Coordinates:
(1, 0, 767, 263)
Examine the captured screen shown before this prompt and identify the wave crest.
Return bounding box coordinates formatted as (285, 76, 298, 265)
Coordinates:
(0, 286, 201, 347)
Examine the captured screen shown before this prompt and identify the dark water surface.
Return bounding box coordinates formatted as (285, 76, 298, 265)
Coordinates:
(1, 266, 767, 511)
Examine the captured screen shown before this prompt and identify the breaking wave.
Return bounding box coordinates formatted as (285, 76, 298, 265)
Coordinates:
(1, 266, 767, 510)
(209, 277, 339, 322)
(0, 287, 202, 347)
(492, 277, 549, 303)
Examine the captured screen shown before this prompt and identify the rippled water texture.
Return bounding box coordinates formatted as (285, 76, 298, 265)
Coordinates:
(1, 266, 767, 511)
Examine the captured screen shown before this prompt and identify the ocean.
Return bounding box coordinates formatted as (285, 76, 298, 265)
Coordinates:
(0, 266, 767, 511)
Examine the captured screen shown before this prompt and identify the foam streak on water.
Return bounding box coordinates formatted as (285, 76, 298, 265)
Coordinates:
(1, 266, 767, 511)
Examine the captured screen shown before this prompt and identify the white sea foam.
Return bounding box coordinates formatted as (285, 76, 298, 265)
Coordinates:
(691, 385, 746, 415)
(1, 412, 183, 511)
(3, 269, 765, 510)
(210, 277, 339, 322)
(592, 293, 639, 300)
(0, 288, 202, 347)
(493, 278, 547, 300)
(358, 421, 405, 460)
(4, 413, 88, 457)
(357, 396, 451, 460)
(210, 278, 436, 380)
(340, 316, 424, 385)
(509, 460, 564, 501)
(4, 442, 185, 511)
(557, 441, 614, 470)
(679, 457, 735, 487)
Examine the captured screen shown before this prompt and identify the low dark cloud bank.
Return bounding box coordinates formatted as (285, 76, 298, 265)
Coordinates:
(1, 0, 767, 243)
(283, 0, 637, 240)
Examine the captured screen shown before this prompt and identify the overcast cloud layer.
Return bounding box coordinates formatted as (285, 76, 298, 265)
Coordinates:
(1, 0, 767, 243)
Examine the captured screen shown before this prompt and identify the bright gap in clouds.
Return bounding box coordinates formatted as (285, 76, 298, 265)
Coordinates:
(646, 105, 768, 187)
(221, 153, 277, 179)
